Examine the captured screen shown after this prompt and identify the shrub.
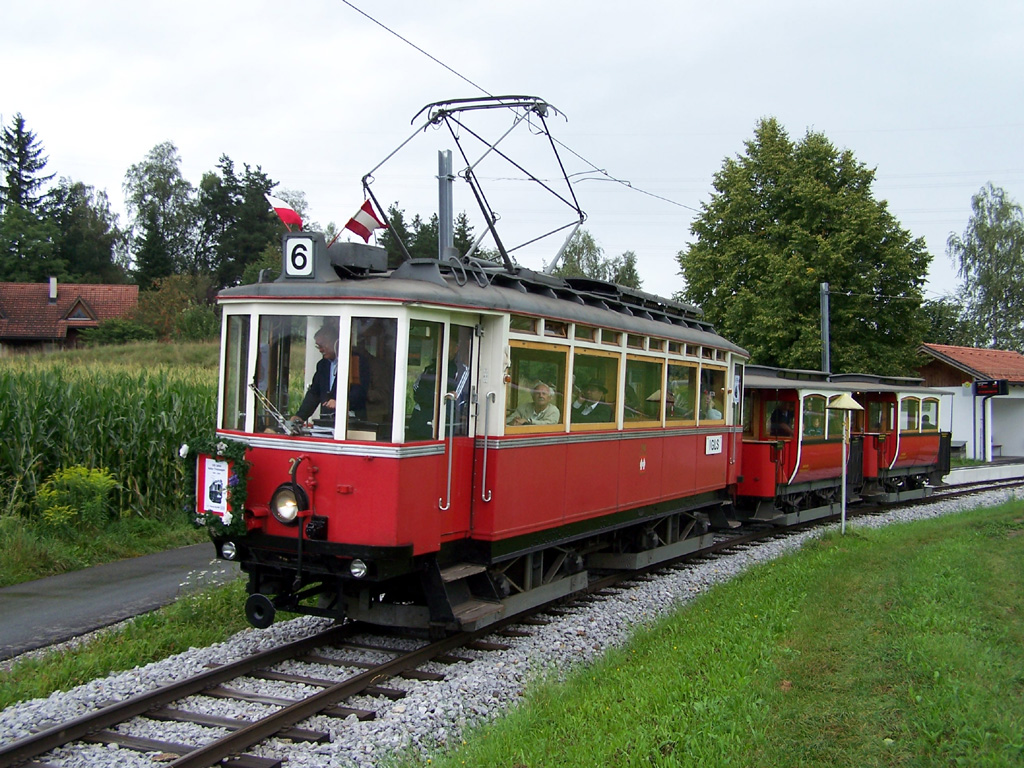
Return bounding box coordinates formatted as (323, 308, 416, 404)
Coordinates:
(174, 304, 220, 341)
(80, 318, 158, 346)
(34, 466, 118, 532)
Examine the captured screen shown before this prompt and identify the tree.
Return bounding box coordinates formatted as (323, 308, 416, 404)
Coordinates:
(0, 113, 54, 213)
(49, 178, 128, 283)
(551, 230, 643, 289)
(678, 118, 930, 374)
(947, 183, 1024, 349)
(195, 155, 281, 287)
(920, 296, 984, 347)
(378, 204, 481, 268)
(123, 142, 197, 288)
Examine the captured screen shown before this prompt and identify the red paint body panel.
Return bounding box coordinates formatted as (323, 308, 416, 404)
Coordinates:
(862, 435, 884, 478)
(790, 441, 844, 484)
(892, 433, 941, 469)
(737, 441, 780, 498)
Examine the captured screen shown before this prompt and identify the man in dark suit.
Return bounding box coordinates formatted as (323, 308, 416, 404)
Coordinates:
(293, 324, 339, 423)
(572, 380, 613, 423)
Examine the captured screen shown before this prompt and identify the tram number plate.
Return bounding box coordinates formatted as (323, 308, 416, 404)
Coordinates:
(285, 236, 316, 278)
(705, 435, 723, 455)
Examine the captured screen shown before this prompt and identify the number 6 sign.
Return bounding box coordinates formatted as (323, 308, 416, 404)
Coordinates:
(285, 236, 315, 278)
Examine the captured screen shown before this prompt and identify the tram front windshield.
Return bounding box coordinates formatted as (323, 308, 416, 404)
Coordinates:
(221, 313, 398, 442)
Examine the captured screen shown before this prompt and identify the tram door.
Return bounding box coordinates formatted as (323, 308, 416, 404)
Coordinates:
(438, 322, 478, 538)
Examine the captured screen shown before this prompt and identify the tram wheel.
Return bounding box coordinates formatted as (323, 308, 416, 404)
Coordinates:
(245, 593, 276, 628)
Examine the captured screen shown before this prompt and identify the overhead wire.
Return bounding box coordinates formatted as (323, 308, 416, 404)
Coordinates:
(339, 0, 700, 214)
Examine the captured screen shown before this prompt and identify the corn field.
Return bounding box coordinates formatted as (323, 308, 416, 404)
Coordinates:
(0, 362, 216, 520)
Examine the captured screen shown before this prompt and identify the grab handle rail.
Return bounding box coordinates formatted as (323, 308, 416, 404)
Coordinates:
(481, 392, 496, 502)
(438, 393, 457, 511)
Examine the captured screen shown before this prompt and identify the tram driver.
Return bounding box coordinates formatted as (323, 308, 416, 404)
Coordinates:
(292, 324, 339, 424)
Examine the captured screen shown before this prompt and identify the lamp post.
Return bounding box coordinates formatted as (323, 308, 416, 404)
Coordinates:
(827, 393, 864, 534)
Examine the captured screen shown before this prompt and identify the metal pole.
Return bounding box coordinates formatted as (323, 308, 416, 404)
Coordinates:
(438, 150, 454, 259)
(841, 410, 848, 534)
(820, 282, 831, 373)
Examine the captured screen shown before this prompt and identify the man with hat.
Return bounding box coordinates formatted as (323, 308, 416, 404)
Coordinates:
(572, 379, 613, 423)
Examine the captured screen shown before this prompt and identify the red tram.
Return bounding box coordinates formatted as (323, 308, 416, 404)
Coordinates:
(737, 366, 951, 525)
(197, 234, 748, 632)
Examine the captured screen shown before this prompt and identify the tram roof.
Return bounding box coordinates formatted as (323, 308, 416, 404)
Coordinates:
(745, 365, 945, 396)
(219, 238, 747, 356)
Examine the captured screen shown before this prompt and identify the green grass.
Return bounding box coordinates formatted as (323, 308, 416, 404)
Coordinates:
(406, 502, 1024, 768)
(0, 515, 206, 587)
(0, 578, 250, 711)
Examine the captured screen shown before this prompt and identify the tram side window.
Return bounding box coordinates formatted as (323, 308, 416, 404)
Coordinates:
(569, 352, 617, 427)
(221, 314, 250, 431)
(900, 398, 920, 432)
(347, 317, 397, 442)
(406, 321, 444, 440)
(764, 400, 794, 438)
(699, 368, 726, 422)
(624, 358, 664, 422)
(921, 398, 939, 431)
(866, 401, 893, 432)
(802, 396, 826, 438)
(732, 366, 744, 426)
(742, 390, 755, 436)
(505, 345, 566, 429)
(667, 363, 697, 422)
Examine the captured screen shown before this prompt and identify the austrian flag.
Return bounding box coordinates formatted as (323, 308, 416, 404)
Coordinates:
(265, 195, 303, 230)
(345, 199, 387, 242)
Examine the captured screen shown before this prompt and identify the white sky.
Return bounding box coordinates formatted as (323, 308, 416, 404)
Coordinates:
(3, 1, 1023, 300)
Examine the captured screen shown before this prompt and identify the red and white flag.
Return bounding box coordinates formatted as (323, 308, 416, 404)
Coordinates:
(265, 194, 303, 230)
(344, 199, 387, 242)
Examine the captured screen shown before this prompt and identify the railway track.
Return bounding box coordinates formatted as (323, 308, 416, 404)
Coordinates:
(2, 478, 1020, 768)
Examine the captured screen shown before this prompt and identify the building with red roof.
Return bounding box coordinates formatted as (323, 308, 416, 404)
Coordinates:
(0, 278, 138, 354)
(918, 343, 1024, 460)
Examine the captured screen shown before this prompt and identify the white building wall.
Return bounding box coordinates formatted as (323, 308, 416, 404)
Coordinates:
(944, 383, 1024, 460)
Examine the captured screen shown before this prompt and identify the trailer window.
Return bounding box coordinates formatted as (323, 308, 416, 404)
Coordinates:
(765, 400, 794, 438)
(900, 398, 920, 431)
(802, 395, 826, 439)
(921, 398, 939, 431)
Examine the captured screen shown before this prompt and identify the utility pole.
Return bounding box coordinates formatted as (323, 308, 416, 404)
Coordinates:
(820, 282, 831, 373)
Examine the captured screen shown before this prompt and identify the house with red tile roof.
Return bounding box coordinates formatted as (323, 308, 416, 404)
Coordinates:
(0, 278, 138, 355)
(918, 343, 1024, 460)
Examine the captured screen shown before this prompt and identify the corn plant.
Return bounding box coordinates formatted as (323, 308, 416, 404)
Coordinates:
(0, 362, 216, 521)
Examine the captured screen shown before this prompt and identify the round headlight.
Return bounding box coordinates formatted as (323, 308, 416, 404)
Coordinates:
(350, 558, 368, 579)
(221, 541, 238, 560)
(270, 483, 308, 525)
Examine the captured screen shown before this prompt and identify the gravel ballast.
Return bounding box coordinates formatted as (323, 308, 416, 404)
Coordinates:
(1, 488, 1017, 767)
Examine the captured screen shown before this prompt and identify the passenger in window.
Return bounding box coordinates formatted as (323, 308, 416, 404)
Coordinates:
(921, 414, 933, 430)
(507, 381, 560, 426)
(571, 380, 612, 423)
(701, 390, 723, 419)
(805, 414, 824, 436)
(292, 324, 339, 424)
(769, 404, 794, 436)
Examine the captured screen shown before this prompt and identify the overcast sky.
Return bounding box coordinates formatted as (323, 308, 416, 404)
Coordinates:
(3, 1, 1022, 300)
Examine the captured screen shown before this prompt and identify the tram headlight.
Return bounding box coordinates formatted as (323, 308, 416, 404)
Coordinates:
(270, 482, 308, 525)
(220, 541, 238, 560)
(350, 559, 368, 579)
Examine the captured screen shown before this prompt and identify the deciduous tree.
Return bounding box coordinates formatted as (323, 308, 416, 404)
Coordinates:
(678, 118, 929, 374)
(123, 142, 197, 288)
(947, 183, 1024, 349)
(49, 178, 127, 283)
(552, 230, 643, 289)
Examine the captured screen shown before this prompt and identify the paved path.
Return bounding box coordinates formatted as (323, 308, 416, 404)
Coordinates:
(0, 544, 239, 661)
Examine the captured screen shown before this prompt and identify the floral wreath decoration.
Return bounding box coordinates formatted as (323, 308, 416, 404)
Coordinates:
(179, 436, 251, 538)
